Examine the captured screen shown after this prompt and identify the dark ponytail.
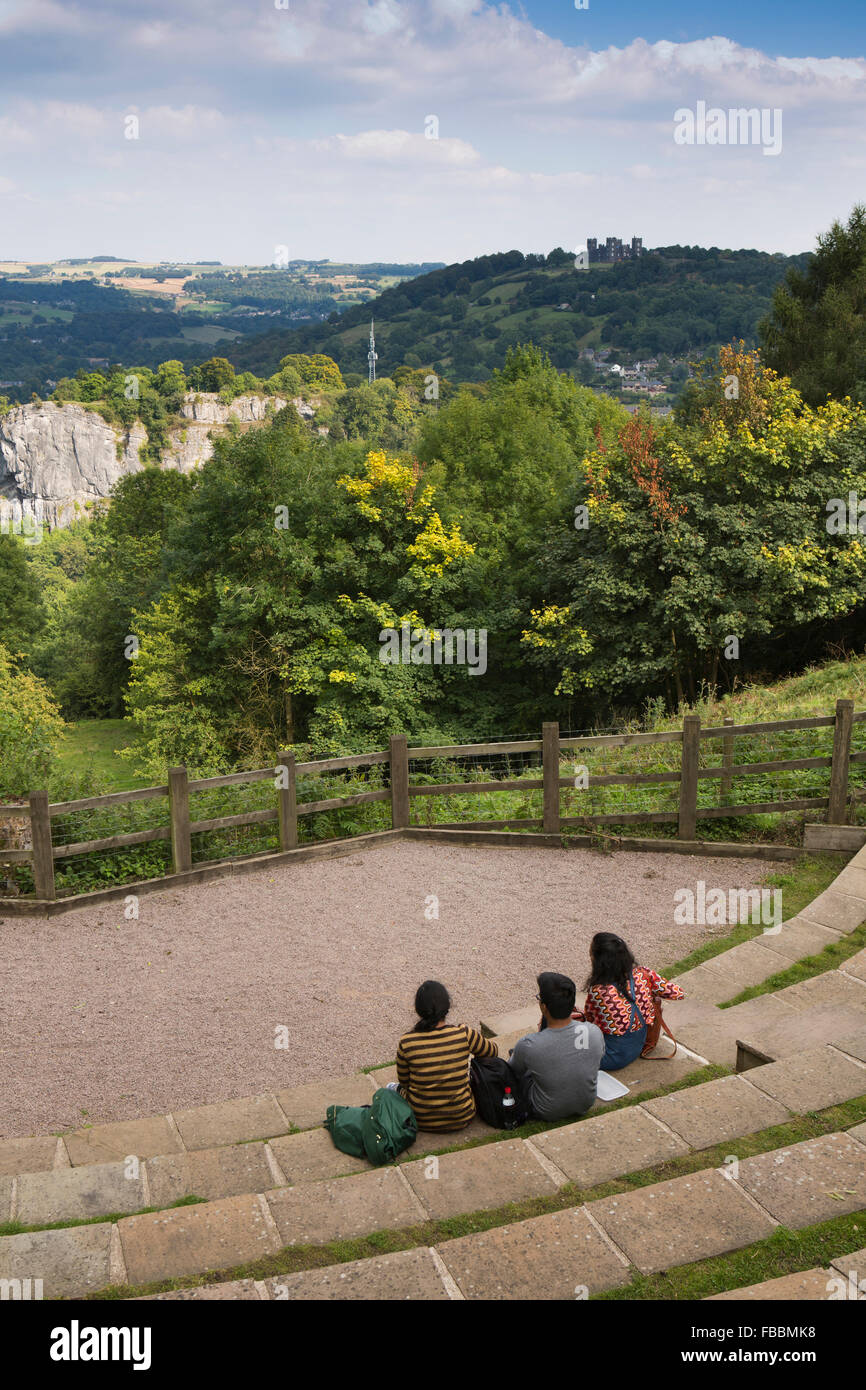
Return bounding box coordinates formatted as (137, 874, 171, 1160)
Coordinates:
(585, 932, 636, 997)
(412, 980, 450, 1033)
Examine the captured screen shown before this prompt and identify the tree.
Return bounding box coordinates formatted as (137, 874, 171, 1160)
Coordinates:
(761, 205, 866, 406)
(0, 533, 45, 659)
(522, 347, 866, 710)
(190, 357, 236, 392)
(0, 642, 67, 798)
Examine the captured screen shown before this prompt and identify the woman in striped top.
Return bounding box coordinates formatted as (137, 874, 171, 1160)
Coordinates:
(395, 981, 498, 1131)
(573, 932, 684, 1070)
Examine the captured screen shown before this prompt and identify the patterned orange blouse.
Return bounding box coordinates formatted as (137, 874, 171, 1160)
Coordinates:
(573, 966, 684, 1036)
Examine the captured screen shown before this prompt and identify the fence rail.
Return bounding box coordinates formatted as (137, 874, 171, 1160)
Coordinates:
(0, 699, 859, 902)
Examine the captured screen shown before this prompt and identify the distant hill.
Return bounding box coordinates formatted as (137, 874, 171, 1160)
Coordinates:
(0, 259, 443, 401)
(227, 245, 812, 383)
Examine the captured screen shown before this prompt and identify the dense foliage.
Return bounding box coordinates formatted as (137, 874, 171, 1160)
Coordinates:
(231, 245, 810, 383)
(761, 205, 866, 408)
(8, 329, 866, 780)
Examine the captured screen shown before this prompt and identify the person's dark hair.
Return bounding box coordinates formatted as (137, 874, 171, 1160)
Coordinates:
(586, 932, 636, 996)
(537, 971, 576, 1020)
(412, 980, 451, 1033)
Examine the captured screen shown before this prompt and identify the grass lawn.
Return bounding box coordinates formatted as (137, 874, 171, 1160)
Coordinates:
(55, 719, 147, 793)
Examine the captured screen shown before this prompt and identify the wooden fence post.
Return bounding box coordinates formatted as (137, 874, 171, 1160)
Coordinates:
(720, 716, 734, 802)
(389, 736, 410, 829)
(828, 698, 855, 824)
(542, 721, 561, 834)
(276, 751, 298, 851)
(168, 765, 192, 873)
(678, 715, 701, 841)
(29, 789, 55, 901)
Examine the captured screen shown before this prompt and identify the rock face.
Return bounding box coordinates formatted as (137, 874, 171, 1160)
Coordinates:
(0, 393, 294, 528)
(0, 403, 147, 528)
(179, 393, 286, 424)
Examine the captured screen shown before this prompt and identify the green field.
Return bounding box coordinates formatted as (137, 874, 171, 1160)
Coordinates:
(55, 719, 146, 792)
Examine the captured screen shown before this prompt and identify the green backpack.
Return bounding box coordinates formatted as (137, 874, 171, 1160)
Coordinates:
(325, 1087, 417, 1166)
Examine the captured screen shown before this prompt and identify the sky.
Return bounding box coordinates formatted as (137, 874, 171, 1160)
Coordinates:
(1, 0, 864, 265)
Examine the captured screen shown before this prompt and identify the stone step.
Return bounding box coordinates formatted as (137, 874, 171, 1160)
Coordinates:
(750, 916, 842, 962)
(10, 1118, 864, 1299)
(585, 1166, 776, 1274)
(706, 1268, 837, 1300)
(734, 1004, 866, 1069)
(673, 993, 797, 1066)
(734, 1130, 866, 1228)
(800, 888, 866, 935)
(774, 970, 866, 1012)
(479, 1005, 539, 1038)
(744, 1044, 866, 1112)
(641, 1074, 792, 1150)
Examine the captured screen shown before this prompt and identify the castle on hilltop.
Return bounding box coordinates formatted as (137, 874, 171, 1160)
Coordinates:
(586, 236, 643, 264)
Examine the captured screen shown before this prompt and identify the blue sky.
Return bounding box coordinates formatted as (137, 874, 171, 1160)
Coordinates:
(1, 0, 864, 264)
(516, 0, 866, 58)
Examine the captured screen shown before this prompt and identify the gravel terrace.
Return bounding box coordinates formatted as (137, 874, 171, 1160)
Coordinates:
(0, 840, 787, 1138)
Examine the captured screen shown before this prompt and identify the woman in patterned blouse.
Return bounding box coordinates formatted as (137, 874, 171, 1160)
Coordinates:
(573, 932, 684, 1070)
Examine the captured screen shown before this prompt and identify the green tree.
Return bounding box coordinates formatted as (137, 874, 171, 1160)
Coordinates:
(0, 642, 67, 798)
(0, 533, 45, 659)
(761, 205, 866, 406)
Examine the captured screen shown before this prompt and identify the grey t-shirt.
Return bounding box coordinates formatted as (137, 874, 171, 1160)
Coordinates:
(508, 1021, 604, 1120)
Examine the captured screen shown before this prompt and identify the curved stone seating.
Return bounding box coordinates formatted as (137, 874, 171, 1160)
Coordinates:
(2, 839, 865, 1299)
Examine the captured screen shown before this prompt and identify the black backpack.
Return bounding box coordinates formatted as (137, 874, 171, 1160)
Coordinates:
(470, 1055, 531, 1129)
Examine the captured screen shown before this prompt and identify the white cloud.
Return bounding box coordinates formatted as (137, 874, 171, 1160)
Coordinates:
(0, 3, 863, 259)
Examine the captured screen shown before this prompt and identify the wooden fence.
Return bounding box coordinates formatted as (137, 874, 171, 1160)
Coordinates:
(0, 700, 861, 903)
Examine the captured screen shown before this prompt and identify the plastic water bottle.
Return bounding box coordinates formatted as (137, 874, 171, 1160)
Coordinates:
(502, 1086, 518, 1129)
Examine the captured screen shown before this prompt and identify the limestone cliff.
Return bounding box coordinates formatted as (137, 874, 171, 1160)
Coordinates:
(0, 392, 295, 528)
(0, 402, 147, 528)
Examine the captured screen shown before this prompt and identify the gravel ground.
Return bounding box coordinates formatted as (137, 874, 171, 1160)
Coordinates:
(0, 841, 786, 1138)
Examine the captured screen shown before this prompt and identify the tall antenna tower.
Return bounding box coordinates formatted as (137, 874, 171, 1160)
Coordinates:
(367, 318, 377, 383)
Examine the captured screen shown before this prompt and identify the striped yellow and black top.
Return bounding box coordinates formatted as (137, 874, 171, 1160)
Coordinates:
(395, 1024, 498, 1131)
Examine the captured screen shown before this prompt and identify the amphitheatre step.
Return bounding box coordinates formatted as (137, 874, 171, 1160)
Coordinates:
(171, 1094, 290, 1151)
(274, 1074, 376, 1130)
(400, 1137, 564, 1219)
(745, 1043, 866, 1111)
(734, 1131, 866, 1228)
(265, 1248, 456, 1301)
(829, 1245, 866, 1280)
(118, 1193, 281, 1286)
(800, 889, 866, 935)
(691, 940, 789, 992)
(63, 1114, 183, 1167)
(265, 1168, 423, 1247)
(141, 1278, 264, 1301)
(479, 1005, 538, 1038)
(436, 1206, 631, 1300)
(734, 1004, 866, 1068)
(641, 1074, 792, 1150)
(0, 1135, 66, 1179)
(268, 1128, 371, 1184)
(706, 1268, 838, 1300)
(661, 963, 738, 1005)
(585, 1167, 776, 1275)
(750, 916, 843, 962)
(531, 1103, 690, 1186)
(775, 970, 866, 1012)
(145, 1142, 277, 1207)
(841, 945, 866, 982)
(8, 1117, 865, 1298)
(14, 1159, 148, 1226)
(0, 1222, 116, 1298)
(673, 994, 797, 1066)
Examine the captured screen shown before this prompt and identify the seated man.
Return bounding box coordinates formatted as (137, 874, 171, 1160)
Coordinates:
(508, 971, 604, 1121)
